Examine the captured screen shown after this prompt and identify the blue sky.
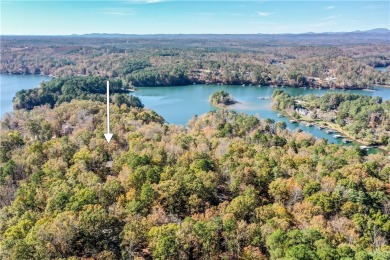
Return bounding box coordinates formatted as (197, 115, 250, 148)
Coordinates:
(1, 1, 389, 35)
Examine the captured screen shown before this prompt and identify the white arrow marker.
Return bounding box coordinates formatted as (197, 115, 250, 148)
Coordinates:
(104, 81, 113, 143)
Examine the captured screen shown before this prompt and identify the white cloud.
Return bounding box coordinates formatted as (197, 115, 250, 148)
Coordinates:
(325, 6, 335, 10)
(101, 8, 136, 16)
(222, 12, 244, 16)
(126, 0, 165, 4)
(240, 21, 279, 25)
(323, 15, 341, 21)
(258, 11, 273, 16)
(191, 12, 214, 16)
(102, 12, 135, 16)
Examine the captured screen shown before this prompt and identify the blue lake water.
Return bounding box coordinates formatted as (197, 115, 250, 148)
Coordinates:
(134, 84, 390, 150)
(1, 74, 389, 152)
(374, 66, 389, 72)
(0, 74, 51, 116)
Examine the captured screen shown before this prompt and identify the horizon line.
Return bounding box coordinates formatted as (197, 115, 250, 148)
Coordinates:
(1, 28, 390, 37)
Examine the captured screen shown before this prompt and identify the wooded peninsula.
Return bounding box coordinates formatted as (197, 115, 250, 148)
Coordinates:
(272, 90, 390, 152)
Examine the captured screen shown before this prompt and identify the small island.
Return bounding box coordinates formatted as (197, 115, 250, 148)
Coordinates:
(209, 90, 238, 107)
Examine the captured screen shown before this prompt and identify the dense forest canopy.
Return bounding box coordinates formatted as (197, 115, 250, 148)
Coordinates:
(1, 34, 390, 89)
(1, 31, 390, 259)
(1, 80, 390, 258)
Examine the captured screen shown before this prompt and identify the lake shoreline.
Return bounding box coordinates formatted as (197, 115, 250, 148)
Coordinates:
(211, 102, 239, 109)
(2, 72, 389, 90)
(2, 74, 389, 155)
(276, 108, 390, 155)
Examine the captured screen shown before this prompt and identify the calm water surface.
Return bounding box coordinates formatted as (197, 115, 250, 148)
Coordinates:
(374, 66, 389, 72)
(0, 74, 51, 115)
(1, 74, 389, 152)
(135, 84, 390, 149)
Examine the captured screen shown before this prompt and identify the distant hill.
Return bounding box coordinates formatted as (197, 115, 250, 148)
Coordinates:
(75, 28, 390, 37)
(4, 28, 390, 39)
(66, 28, 390, 44)
(360, 28, 390, 34)
(70, 28, 390, 38)
(2, 28, 389, 46)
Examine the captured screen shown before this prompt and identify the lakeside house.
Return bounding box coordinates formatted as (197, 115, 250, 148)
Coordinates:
(295, 107, 310, 116)
(105, 161, 113, 168)
(61, 123, 74, 135)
